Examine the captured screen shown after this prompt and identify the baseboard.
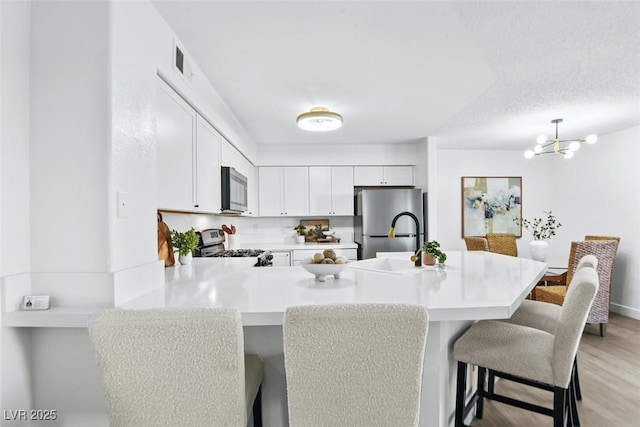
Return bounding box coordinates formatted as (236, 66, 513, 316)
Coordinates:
(610, 303, 640, 320)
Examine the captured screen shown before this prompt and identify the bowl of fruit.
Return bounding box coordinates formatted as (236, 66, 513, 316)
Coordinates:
(300, 249, 348, 281)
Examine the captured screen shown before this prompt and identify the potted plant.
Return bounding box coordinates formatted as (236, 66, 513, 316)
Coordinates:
(294, 224, 307, 243)
(423, 240, 447, 266)
(514, 210, 562, 262)
(171, 227, 200, 265)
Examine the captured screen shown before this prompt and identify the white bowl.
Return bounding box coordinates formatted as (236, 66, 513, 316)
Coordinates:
(300, 258, 349, 281)
(322, 230, 336, 237)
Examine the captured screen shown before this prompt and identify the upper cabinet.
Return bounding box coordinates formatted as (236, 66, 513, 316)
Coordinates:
(259, 167, 309, 216)
(157, 79, 196, 211)
(157, 78, 221, 213)
(353, 166, 414, 186)
(195, 116, 221, 213)
(309, 166, 354, 216)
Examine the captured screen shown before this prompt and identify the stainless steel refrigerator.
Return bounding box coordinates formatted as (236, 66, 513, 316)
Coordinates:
(354, 188, 426, 260)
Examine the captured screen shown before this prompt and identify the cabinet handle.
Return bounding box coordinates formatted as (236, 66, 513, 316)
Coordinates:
(194, 204, 199, 208)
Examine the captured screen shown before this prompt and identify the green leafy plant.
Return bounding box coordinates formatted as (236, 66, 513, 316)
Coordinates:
(293, 224, 307, 236)
(514, 210, 562, 241)
(171, 228, 200, 256)
(423, 240, 447, 264)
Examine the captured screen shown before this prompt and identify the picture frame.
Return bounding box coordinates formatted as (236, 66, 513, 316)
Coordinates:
(461, 176, 522, 238)
(299, 219, 330, 242)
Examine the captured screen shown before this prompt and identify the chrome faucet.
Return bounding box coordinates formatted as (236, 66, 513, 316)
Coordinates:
(388, 211, 422, 267)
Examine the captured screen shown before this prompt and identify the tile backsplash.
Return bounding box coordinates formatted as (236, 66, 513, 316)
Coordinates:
(159, 212, 355, 244)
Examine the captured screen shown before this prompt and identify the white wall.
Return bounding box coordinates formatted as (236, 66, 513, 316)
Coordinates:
(0, 0, 33, 412)
(2, 0, 31, 276)
(436, 126, 640, 319)
(30, 1, 111, 273)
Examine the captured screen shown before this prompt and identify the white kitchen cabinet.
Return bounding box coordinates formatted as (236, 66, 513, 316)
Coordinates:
(292, 248, 358, 266)
(157, 78, 196, 211)
(242, 159, 258, 216)
(353, 166, 414, 186)
(195, 115, 221, 213)
(157, 78, 222, 213)
(270, 250, 292, 266)
(258, 167, 309, 216)
(309, 166, 354, 216)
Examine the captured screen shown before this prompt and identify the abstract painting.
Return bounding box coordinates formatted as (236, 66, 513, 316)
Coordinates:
(461, 176, 522, 237)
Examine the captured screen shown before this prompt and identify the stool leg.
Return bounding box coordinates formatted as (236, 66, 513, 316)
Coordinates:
(476, 367, 486, 419)
(569, 379, 580, 427)
(553, 387, 565, 427)
(573, 358, 582, 401)
(488, 370, 495, 394)
(253, 386, 262, 427)
(455, 362, 468, 427)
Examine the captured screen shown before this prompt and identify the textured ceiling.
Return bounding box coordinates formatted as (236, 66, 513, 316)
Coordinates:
(153, 1, 640, 150)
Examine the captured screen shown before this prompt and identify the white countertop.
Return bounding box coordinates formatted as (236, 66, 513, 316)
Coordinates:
(122, 251, 547, 325)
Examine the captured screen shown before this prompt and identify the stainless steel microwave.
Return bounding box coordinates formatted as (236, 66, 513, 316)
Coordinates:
(221, 166, 248, 213)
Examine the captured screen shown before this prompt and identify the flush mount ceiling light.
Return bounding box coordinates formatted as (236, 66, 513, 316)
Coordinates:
(525, 118, 597, 159)
(296, 107, 343, 132)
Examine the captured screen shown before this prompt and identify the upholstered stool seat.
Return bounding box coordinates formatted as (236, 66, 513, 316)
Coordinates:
(455, 321, 555, 385)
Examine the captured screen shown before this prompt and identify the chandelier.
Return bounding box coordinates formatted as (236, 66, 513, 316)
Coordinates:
(524, 119, 597, 159)
(296, 107, 343, 132)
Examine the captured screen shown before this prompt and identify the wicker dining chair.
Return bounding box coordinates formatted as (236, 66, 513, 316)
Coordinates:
(464, 236, 489, 251)
(535, 238, 619, 336)
(486, 233, 518, 257)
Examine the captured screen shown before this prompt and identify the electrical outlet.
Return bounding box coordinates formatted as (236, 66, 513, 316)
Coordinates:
(21, 295, 50, 310)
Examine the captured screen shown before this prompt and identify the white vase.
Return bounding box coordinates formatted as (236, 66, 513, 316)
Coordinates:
(178, 252, 193, 265)
(296, 235, 305, 243)
(529, 240, 548, 262)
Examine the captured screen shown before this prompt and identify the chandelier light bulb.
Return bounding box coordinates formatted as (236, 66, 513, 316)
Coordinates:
(524, 150, 535, 159)
(534, 145, 543, 154)
(563, 150, 574, 159)
(568, 141, 581, 151)
(536, 135, 547, 144)
(585, 134, 598, 144)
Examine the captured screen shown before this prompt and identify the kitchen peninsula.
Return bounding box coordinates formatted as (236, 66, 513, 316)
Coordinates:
(122, 251, 546, 427)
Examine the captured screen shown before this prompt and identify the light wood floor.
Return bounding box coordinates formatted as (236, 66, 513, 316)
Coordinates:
(470, 313, 640, 427)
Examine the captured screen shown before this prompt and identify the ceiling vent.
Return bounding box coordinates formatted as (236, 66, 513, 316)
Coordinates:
(173, 38, 193, 84)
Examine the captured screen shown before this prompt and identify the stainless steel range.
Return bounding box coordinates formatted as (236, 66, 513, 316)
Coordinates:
(196, 229, 273, 267)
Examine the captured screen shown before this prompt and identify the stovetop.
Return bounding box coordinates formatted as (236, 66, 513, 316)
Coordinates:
(212, 249, 266, 258)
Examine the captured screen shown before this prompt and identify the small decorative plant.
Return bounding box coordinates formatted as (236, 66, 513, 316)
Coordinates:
(294, 224, 307, 236)
(171, 228, 200, 256)
(423, 240, 447, 264)
(514, 210, 562, 240)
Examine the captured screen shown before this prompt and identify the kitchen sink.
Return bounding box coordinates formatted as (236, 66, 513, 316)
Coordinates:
(348, 257, 425, 275)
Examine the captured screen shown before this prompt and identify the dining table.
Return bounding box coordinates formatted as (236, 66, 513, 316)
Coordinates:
(122, 250, 547, 427)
